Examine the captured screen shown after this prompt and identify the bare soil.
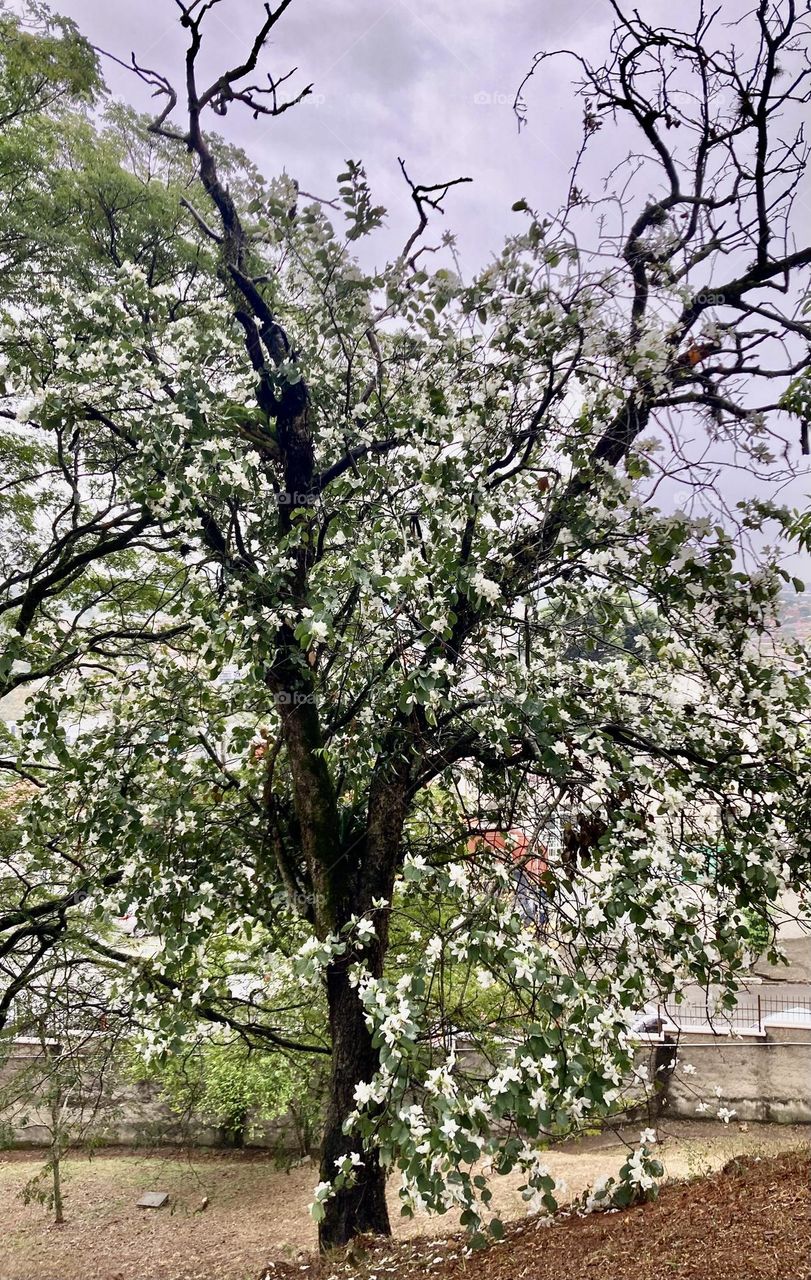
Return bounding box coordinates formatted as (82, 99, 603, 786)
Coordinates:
(278, 1149, 810, 1280)
(0, 1122, 806, 1280)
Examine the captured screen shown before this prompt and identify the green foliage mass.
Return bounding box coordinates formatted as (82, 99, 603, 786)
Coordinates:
(132, 1039, 325, 1153)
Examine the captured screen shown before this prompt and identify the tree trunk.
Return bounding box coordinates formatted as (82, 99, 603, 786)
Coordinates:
(51, 1147, 64, 1225)
(48, 1055, 65, 1225)
(318, 953, 391, 1250)
(220, 1108, 248, 1148)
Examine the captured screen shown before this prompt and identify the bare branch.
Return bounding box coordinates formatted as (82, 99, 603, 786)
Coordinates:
(397, 159, 472, 267)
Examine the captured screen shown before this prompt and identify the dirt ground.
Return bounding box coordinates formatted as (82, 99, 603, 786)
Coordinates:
(271, 1150, 810, 1280)
(0, 1121, 807, 1280)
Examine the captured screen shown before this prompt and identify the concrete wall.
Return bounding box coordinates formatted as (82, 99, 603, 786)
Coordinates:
(663, 1020, 811, 1124)
(0, 1040, 306, 1152)
(5, 1025, 810, 1149)
(754, 935, 811, 983)
(753, 891, 811, 981)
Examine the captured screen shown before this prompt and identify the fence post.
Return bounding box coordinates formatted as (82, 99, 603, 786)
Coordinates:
(757, 993, 762, 1034)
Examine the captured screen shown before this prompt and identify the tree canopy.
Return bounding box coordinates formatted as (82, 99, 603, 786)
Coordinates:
(1, 0, 811, 1250)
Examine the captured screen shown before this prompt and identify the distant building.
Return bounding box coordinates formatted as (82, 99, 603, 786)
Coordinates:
(467, 828, 548, 925)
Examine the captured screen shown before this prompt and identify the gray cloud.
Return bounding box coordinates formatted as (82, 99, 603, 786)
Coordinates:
(60, 0, 616, 266)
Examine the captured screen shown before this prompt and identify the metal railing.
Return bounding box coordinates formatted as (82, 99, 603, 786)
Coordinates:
(658, 995, 811, 1035)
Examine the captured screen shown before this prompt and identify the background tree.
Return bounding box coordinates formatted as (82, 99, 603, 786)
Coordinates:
(0, 4, 210, 734)
(0, 954, 125, 1224)
(133, 1033, 326, 1153)
(2, 0, 811, 1251)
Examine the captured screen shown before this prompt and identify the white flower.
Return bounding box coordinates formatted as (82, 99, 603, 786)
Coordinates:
(639, 1128, 657, 1146)
(335, 1150, 364, 1174)
(354, 1080, 376, 1107)
(15, 396, 40, 423)
(717, 1106, 736, 1124)
(355, 917, 376, 944)
(470, 572, 501, 604)
(425, 935, 443, 962)
(404, 854, 427, 875)
(626, 1149, 655, 1191)
(447, 863, 469, 890)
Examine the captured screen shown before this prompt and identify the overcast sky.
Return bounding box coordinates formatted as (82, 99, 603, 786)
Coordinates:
(58, 0, 631, 267)
(51, 0, 811, 573)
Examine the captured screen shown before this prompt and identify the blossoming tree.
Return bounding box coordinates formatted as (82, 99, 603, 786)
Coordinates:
(3, 0, 811, 1251)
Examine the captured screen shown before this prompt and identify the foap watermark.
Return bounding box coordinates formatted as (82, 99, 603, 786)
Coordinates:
(273, 690, 319, 707)
(286, 887, 319, 915)
(473, 90, 510, 106)
(276, 491, 317, 507)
